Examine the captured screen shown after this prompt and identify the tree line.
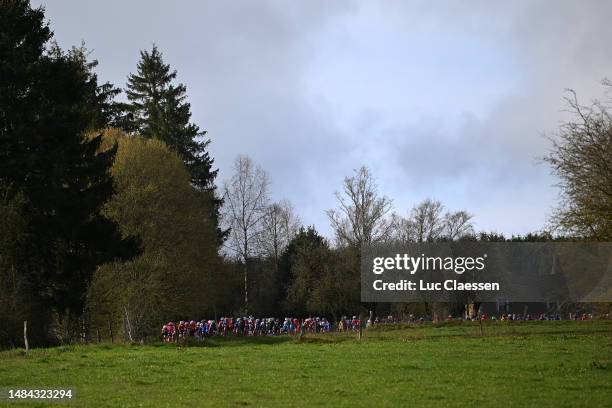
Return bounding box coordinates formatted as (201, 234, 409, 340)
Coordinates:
(1, 1, 610, 347)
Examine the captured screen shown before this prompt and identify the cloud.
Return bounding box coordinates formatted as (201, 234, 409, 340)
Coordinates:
(34, 0, 612, 237)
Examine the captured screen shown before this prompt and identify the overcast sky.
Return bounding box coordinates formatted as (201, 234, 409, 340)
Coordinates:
(33, 0, 612, 238)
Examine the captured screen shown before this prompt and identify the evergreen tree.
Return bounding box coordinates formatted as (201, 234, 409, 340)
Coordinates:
(125, 46, 224, 242)
(0, 0, 135, 345)
(283, 227, 362, 320)
(63, 43, 129, 131)
(279, 226, 326, 313)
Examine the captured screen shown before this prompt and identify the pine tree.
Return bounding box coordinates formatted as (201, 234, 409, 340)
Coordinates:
(64, 43, 128, 131)
(125, 46, 224, 242)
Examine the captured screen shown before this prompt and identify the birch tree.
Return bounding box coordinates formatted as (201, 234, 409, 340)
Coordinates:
(259, 200, 301, 266)
(222, 155, 270, 312)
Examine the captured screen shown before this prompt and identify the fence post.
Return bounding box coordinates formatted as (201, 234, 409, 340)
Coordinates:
(108, 320, 114, 344)
(358, 313, 363, 340)
(24, 320, 29, 352)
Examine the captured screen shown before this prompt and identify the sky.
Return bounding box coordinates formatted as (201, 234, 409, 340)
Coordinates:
(33, 0, 612, 238)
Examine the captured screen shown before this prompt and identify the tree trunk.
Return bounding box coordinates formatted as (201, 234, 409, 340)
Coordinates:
(243, 259, 249, 314)
(124, 307, 134, 343)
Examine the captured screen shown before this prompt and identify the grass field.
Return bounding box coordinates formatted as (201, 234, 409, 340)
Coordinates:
(1, 321, 611, 407)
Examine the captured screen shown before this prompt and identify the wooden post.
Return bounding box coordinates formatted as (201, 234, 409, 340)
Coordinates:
(96, 329, 101, 344)
(108, 320, 114, 344)
(358, 313, 363, 340)
(479, 316, 484, 337)
(24, 320, 29, 352)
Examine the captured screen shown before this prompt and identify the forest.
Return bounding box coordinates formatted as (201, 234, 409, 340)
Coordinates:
(1, 0, 610, 347)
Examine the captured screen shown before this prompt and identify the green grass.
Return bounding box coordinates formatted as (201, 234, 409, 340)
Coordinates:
(1, 321, 611, 407)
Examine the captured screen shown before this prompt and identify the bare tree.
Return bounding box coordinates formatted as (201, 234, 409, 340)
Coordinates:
(394, 199, 474, 242)
(408, 198, 445, 242)
(258, 200, 301, 265)
(392, 199, 474, 322)
(326, 166, 394, 247)
(543, 88, 612, 240)
(222, 155, 270, 312)
(444, 210, 474, 240)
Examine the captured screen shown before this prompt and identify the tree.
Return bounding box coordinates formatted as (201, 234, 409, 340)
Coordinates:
(308, 246, 362, 322)
(259, 200, 301, 266)
(246, 200, 301, 314)
(394, 199, 474, 242)
(279, 226, 325, 314)
(0, 0, 134, 345)
(221, 155, 270, 313)
(0, 184, 28, 347)
(543, 89, 612, 241)
(124, 45, 224, 243)
(285, 229, 361, 321)
(326, 166, 394, 247)
(59, 43, 127, 131)
(391, 199, 474, 320)
(444, 210, 474, 240)
(88, 130, 220, 341)
(402, 198, 444, 243)
(285, 227, 330, 315)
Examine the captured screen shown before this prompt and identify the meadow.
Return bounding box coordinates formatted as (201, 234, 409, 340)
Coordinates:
(1, 321, 610, 407)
